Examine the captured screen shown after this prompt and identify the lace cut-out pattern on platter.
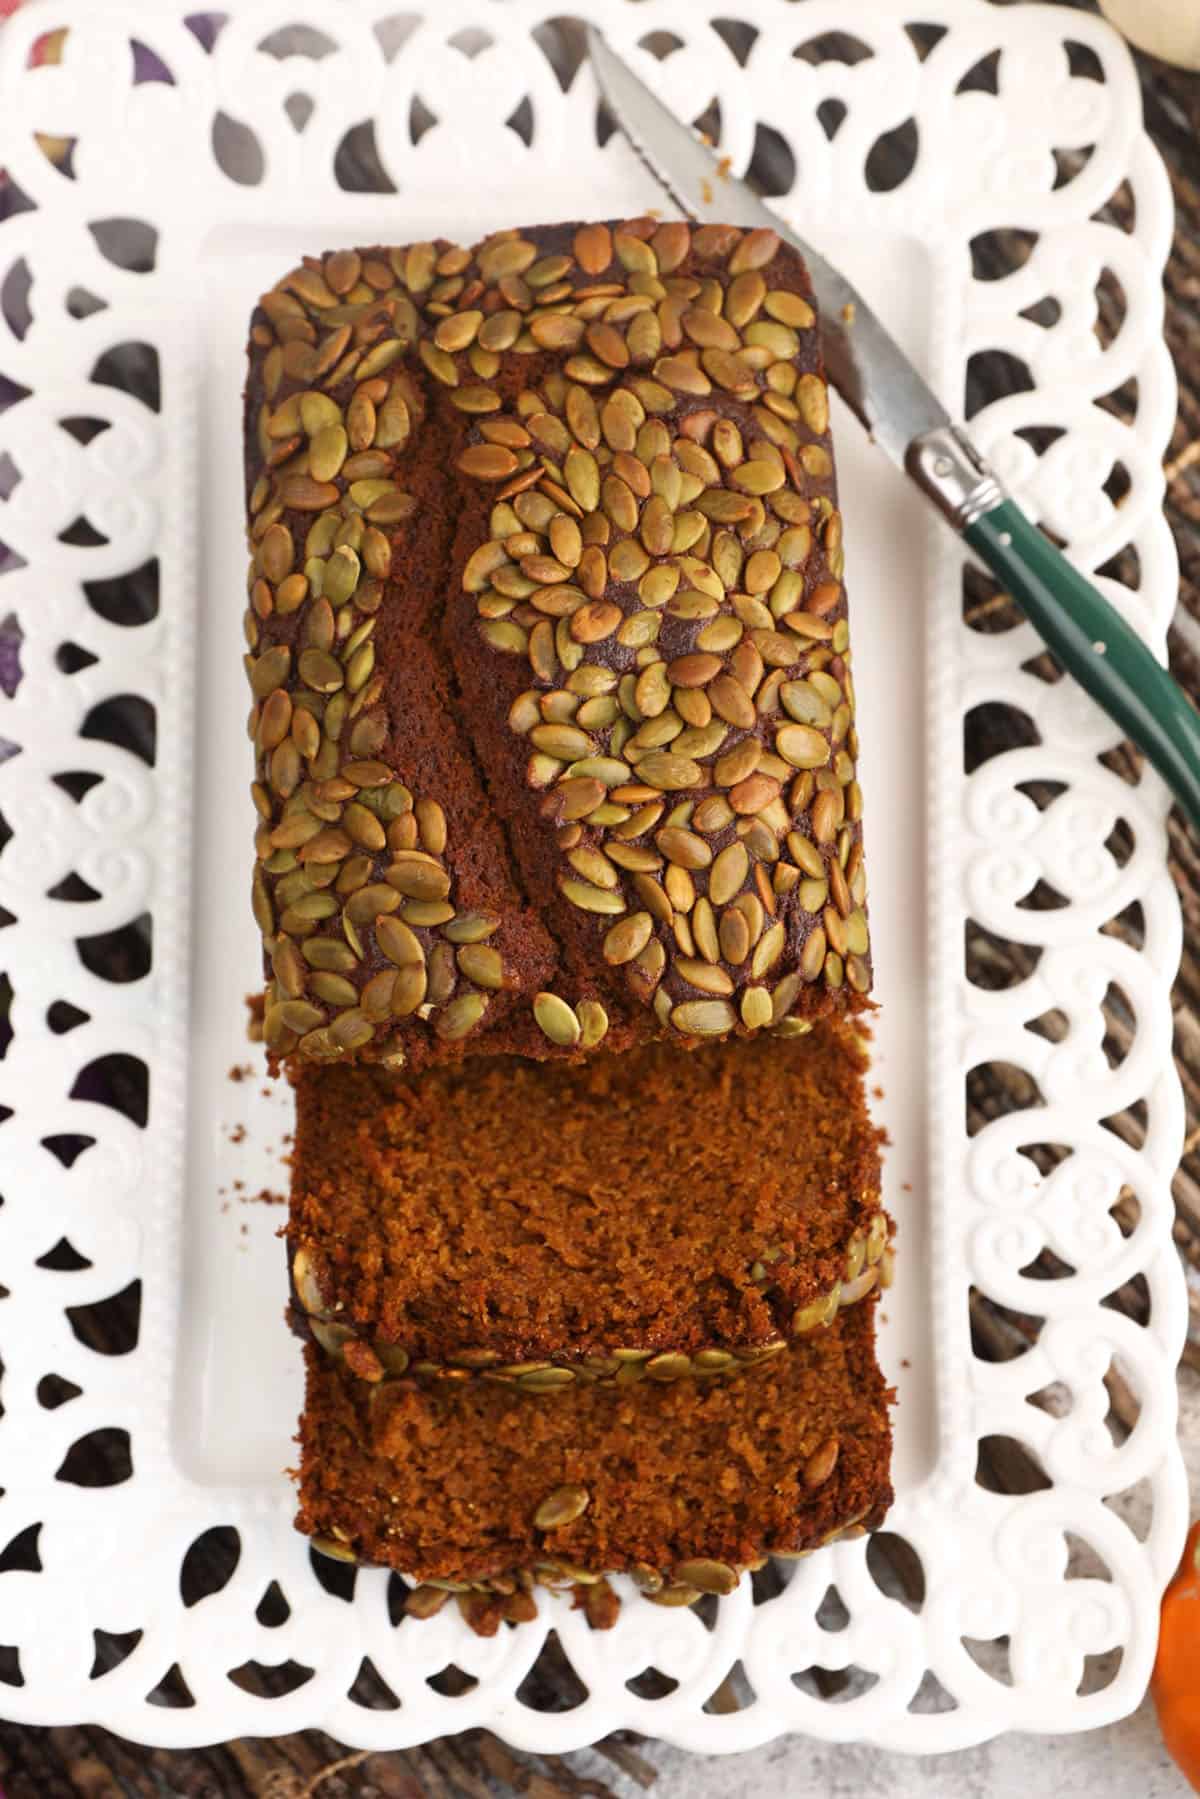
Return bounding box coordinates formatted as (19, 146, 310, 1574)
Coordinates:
(0, 0, 1184, 1753)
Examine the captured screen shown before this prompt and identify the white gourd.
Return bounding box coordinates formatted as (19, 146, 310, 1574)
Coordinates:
(1099, 0, 1200, 68)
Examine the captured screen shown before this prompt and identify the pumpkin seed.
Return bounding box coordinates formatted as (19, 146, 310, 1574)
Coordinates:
(673, 1558, 738, 1596)
(434, 992, 488, 1040)
(603, 912, 653, 965)
(533, 991, 582, 1046)
(803, 1437, 840, 1489)
(534, 1485, 590, 1530)
(671, 999, 735, 1036)
(375, 915, 425, 966)
(777, 723, 830, 769)
(456, 944, 504, 988)
(559, 877, 626, 916)
(576, 999, 609, 1047)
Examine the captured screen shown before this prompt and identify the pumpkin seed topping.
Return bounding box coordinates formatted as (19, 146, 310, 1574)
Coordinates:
(248, 220, 867, 1061)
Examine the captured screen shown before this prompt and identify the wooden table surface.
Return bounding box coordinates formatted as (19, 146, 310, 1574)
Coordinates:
(2, 8, 1199, 1796)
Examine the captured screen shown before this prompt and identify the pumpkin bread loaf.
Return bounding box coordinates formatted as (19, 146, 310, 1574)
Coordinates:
(250, 222, 893, 1626)
(244, 221, 871, 1074)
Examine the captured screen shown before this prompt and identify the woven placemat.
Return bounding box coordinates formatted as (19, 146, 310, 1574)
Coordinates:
(2, 20, 1198, 1798)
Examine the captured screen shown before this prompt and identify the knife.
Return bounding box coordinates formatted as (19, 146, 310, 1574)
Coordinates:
(587, 26, 1200, 833)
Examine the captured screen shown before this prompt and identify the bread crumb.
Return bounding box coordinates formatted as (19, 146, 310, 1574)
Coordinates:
(243, 1187, 286, 1206)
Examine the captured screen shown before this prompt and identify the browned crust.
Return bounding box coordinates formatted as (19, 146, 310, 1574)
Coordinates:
(244, 221, 871, 1073)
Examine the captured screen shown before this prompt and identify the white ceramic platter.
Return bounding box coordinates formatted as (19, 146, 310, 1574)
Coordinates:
(0, 0, 1186, 1753)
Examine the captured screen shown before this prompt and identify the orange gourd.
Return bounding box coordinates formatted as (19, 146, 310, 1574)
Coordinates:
(1152, 1519, 1200, 1791)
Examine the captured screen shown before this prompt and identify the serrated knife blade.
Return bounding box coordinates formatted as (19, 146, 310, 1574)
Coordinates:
(587, 24, 951, 468)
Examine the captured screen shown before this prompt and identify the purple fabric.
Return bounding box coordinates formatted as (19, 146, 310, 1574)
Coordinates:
(0, 612, 21, 700)
(183, 13, 223, 53)
(132, 37, 174, 85)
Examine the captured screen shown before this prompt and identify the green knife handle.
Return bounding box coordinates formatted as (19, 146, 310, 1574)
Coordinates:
(964, 499, 1200, 833)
